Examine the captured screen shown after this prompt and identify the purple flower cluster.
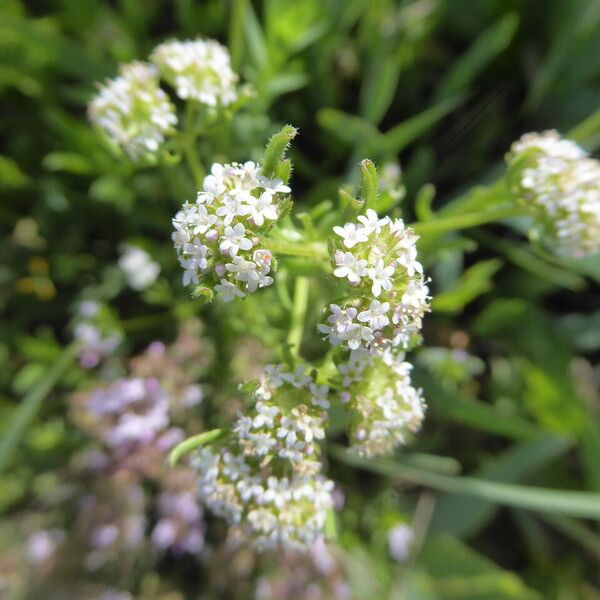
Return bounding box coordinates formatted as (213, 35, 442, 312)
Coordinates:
(86, 377, 182, 452)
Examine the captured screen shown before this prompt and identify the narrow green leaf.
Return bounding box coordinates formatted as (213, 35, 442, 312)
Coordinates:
(429, 436, 572, 537)
(434, 14, 519, 102)
(413, 367, 544, 440)
(381, 97, 462, 156)
(168, 429, 225, 467)
(359, 159, 378, 209)
(317, 108, 381, 150)
(330, 445, 600, 520)
(0, 344, 77, 474)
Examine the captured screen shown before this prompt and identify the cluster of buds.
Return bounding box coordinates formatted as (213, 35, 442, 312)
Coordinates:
(192, 364, 334, 551)
(507, 130, 600, 258)
(336, 349, 425, 457)
(172, 161, 291, 301)
(88, 62, 177, 161)
(319, 209, 430, 351)
(150, 39, 238, 106)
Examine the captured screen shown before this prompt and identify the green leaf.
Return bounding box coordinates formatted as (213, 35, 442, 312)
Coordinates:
(168, 429, 225, 467)
(262, 124, 298, 178)
(428, 436, 571, 538)
(317, 109, 381, 150)
(0, 344, 77, 474)
(432, 259, 503, 313)
(434, 14, 519, 102)
(0, 155, 29, 188)
(413, 367, 544, 440)
(421, 535, 541, 600)
(359, 159, 378, 209)
(380, 97, 462, 156)
(330, 446, 600, 519)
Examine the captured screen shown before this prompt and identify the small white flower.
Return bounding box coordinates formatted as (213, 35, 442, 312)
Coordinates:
(260, 176, 291, 195)
(367, 259, 395, 296)
(183, 238, 209, 269)
(214, 279, 246, 301)
(89, 62, 177, 160)
(402, 279, 429, 307)
(346, 323, 374, 350)
(246, 192, 279, 226)
(190, 204, 218, 234)
(216, 194, 248, 226)
(333, 251, 368, 284)
(357, 208, 389, 233)
(357, 300, 390, 330)
(219, 223, 254, 256)
(333, 223, 369, 248)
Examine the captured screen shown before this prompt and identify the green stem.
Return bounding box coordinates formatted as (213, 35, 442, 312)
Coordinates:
(411, 204, 528, 236)
(0, 343, 77, 474)
(286, 276, 310, 358)
(183, 104, 205, 188)
(228, 0, 247, 72)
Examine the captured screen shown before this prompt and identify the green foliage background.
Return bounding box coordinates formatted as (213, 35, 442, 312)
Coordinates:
(1, 0, 600, 598)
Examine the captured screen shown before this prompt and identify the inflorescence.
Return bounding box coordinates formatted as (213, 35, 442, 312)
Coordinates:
(320, 209, 430, 352)
(150, 39, 238, 106)
(89, 62, 177, 161)
(507, 130, 600, 258)
(172, 161, 290, 301)
(192, 364, 334, 551)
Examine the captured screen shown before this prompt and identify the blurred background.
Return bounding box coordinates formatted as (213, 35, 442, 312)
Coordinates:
(1, 0, 600, 598)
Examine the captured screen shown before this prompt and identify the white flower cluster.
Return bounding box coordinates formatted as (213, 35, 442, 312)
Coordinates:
(118, 244, 160, 291)
(338, 349, 425, 457)
(507, 130, 600, 258)
(194, 448, 333, 552)
(172, 161, 291, 300)
(151, 39, 238, 106)
(319, 209, 430, 351)
(89, 62, 177, 161)
(233, 364, 329, 475)
(192, 364, 334, 551)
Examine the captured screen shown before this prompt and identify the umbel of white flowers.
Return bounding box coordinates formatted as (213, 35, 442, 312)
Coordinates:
(150, 39, 238, 106)
(507, 130, 600, 258)
(319, 209, 430, 352)
(172, 161, 291, 301)
(191, 364, 334, 551)
(89, 62, 177, 161)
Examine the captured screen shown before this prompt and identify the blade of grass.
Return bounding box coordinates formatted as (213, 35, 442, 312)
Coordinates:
(0, 343, 77, 474)
(330, 444, 600, 519)
(428, 436, 572, 537)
